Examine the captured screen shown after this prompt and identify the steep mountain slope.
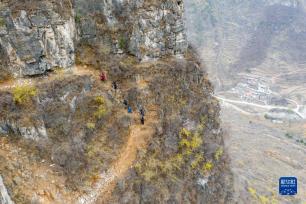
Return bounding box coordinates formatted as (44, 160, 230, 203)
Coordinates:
(0, 0, 232, 203)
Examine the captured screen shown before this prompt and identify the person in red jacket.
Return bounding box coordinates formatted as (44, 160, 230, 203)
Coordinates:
(100, 71, 107, 81)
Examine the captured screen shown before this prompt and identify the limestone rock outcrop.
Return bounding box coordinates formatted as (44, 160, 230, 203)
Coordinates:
(0, 175, 14, 204)
(0, 1, 75, 77)
(75, 0, 187, 60)
(0, 0, 187, 77)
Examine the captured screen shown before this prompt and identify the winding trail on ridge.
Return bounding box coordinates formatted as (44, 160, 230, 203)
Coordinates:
(0, 65, 98, 91)
(0, 65, 159, 203)
(78, 107, 159, 204)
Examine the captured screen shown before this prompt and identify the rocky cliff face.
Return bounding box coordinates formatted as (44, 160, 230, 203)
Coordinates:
(75, 0, 187, 60)
(0, 0, 187, 78)
(0, 1, 232, 203)
(0, 175, 14, 204)
(0, 1, 75, 78)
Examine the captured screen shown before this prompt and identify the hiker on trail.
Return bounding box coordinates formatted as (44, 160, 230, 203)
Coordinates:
(100, 71, 107, 81)
(128, 106, 132, 113)
(139, 107, 145, 117)
(112, 81, 118, 90)
(123, 99, 128, 107)
(141, 116, 145, 125)
(138, 105, 145, 117)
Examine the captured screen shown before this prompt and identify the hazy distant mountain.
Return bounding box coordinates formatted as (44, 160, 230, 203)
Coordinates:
(185, 1, 306, 203)
(185, 0, 306, 106)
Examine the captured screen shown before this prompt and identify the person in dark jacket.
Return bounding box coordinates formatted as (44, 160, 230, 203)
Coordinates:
(140, 108, 145, 117)
(141, 116, 145, 125)
(112, 81, 118, 90)
(138, 105, 145, 117)
(123, 99, 128, 107)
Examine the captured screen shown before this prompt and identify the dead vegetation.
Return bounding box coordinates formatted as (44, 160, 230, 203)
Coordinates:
(5, 0, 72, 19)
(0, 49, 232, 203)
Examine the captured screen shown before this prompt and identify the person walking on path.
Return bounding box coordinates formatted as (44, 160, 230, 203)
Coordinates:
(140, 107, 145, 117)
(128, 106, 132, 113)
(123, 99, 128, 108)
(100, 71, 107, 81)
(141, 116, 145, 125)
(112, 81, 118, 91)
(138, 105, 146, 117)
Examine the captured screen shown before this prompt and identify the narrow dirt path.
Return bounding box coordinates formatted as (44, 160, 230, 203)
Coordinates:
(78, 106, 158, 204)
(0, 65, 159, 204)
(0, 65, 99, 91)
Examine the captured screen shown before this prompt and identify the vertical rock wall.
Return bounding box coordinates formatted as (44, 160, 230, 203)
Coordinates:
(128, 0, 188, 59)
(0, 1, 75, 77)
(74, 0, 188, 60)
(0, 0, 187, 75)
(0, 175, 14, 204)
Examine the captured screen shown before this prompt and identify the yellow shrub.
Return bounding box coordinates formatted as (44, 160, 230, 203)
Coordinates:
(86, 122, 96, 130)
(214, 147, 223, 161)
(179, 138, 190, 148)
(54, 67, 65, 75)
(200, 115, 208, 124)
(95, 96, 105, 105)
(173, 153, 184, 165)
(202, 161, 213, 172)
(86, 146, 96, 158)
(259, 195, 269, 204)
(195, 153, 204, 161)
(191, 153, 204, 169)
(134, 162, 142, 172)
(190, 135, 202, 149)
(197, 123, 205, 132)
(13, 85, 37, 104)
(179, 128, 191, 138)
(160, 160, 174, 174)
(248, 187, 257, 198)
(141, 170, 156, 182)
(94, 106, 107, 119)
(93, 96, 107, 119)
(183, 148, 193, 156)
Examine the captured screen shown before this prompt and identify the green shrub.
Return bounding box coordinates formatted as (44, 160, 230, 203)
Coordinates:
(0, 17, 5, 27)
(75, 14, 82, 24)
(118, 37, 127, 50)
(13, 85, 37, 104)
(285, 133, 293, 138)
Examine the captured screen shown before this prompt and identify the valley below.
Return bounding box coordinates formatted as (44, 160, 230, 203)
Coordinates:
(186, 0, 306, 203)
